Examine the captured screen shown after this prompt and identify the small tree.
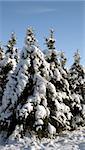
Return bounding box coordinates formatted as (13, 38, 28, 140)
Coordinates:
(45, 29, 59, 68)
(25, 27, 37, 46)
(0, 43, 5, 104)
(0, 42, 4, 60)
(68, 50, 85, 128)
(69, 50, 84, 96)
(0, 33, 19, 105)
(45, 30, 70, 97)
(5, 32, 16, 56)
(5, 32, 19, 63)
(74, 49, 80, 65)
(45, 29, 55, 50)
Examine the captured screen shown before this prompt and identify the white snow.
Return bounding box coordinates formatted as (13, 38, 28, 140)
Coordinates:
(19, 102, 33, 119)
(54, 68, 62, 81)
(48, 123, 56, 136)
(35, 105, 47, 120)
(0, 128, 85, 150)
(33, 73, 47, 96)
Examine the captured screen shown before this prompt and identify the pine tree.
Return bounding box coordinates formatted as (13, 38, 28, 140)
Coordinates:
(59, 51, 70, 94)
(69, 50, 85, 97)
(16, 27, 54, 137)
(45, 29, 55, 50)
(69, 50, 85, 128)
(25, 27, 37, 46)
(0, 42, 4, 61)
(0, 28, 33, 134)
(0, 33, 19, 105)
(44, 30, 73, 130)
(45, 30, 71, 100)
(0, 43, 5, 104)
(45, 29, 59, 66)
(5, 32, 19, 64)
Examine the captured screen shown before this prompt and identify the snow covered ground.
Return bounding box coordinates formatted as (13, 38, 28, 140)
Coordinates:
(0, 128, 85, 150)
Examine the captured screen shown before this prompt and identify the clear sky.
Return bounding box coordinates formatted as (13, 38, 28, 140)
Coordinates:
(0, 0, 85, 67)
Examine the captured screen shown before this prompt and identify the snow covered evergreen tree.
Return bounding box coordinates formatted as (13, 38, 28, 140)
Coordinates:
(16, 27, 54, 137)
(45, 30, 71, 103)
(45, 29, 59, 66)
(44, 30, 73, 132)
(0, 43, 4, 60)
(68, 50, 85, 128)
(0, 33, 19, 105)
(5, 32, 19, 64)
(0, 43, 5, 104)
(0, 28, 85, 141)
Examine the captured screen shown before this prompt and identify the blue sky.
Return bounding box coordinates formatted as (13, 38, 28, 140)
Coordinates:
(0, 0, 85, 67)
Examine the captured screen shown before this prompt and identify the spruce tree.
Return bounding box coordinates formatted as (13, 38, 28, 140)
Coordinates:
(44, 30, 72, 131)
(0, 43, 5, 104)
(0, 28, 34, 135)
(5, 32, 19, 64)
(0, 43, 4, 61)
(45, 29, 59, 66)
(45, 30, 71, 102)
(0, 33, 19, 105)
(69, 50, 85, 128)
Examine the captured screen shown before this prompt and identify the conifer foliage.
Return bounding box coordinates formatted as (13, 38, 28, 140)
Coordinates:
(68, 50, 85, 128)
(0, 28, 85, 140)
(0, 33, 19, 105)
